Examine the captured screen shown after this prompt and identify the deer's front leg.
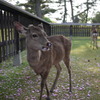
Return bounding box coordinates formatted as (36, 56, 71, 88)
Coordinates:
(45, 82, 51, 100)
(40, 72, 50, 100)
(40, 78, 44, 100)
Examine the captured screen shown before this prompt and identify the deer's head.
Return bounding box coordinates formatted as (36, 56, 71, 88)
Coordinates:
(14, 22, 52, 51)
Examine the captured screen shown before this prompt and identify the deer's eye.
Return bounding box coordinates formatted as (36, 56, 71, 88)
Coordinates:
(32, 34, 38, 38)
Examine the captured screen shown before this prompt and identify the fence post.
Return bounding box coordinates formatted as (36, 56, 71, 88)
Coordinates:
(13, 30, 22, 66)
(70, 25, 73, 40)
(13, 16, 22, 66)
(13, 50, 22, 66)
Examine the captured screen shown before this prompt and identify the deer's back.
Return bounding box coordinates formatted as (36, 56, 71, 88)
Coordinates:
(47, 35, 71, 65)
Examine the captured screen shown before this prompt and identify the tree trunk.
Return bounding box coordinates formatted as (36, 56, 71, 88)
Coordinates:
(63, 0, 67, 23)
(86, 0, 89, 23)
(69, 0, 74, 22)
(35, 0, 42, 18)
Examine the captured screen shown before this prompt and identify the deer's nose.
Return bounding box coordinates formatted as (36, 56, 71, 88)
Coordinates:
(46, 42, 52, 47)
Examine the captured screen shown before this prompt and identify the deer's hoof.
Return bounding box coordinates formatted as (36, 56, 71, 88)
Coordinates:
(46, 97, 51, 100)
(69, 90, 72, 93)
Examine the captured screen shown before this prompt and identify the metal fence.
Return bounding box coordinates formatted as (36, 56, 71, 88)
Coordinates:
(0, 0, 51, 63)
(51, 23, 100, 37)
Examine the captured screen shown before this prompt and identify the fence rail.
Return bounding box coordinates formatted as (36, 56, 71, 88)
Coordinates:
(0, 0, 51, 63)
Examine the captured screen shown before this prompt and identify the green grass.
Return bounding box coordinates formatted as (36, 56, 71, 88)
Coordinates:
(0, 37, 100, 100)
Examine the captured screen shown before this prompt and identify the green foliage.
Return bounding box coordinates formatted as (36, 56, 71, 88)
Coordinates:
(17, 1, 35, 14)
(0, 37, 100, 99)
(16, 0, 57, 18)
(74, 16, 79, 23)
(42, 8, 56, 15)
(78, 12, 91, 23)
(43, 17, 53, 23)
(8, 0, 99, 22)
(92, 12, 100, 23)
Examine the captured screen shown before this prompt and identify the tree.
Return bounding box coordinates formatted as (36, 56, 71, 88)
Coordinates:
(7, 0, 100, 23)
(35, 0, 42, 17)
(57, 0, 74, 22)
(74, 0, 98, 23)
(63, 0, 67, 23)
(69, 0, 74, 22)
(92, 12, 100, 23)
(86, 0, 89, 23)
(17, 0, 56, 18)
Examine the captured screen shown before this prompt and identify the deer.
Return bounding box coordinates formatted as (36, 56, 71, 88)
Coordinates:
(90, 26, 99, 49)
(14, 22, 72, 100)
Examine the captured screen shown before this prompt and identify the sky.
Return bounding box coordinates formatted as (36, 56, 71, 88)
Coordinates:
(5, 0, 100, 23)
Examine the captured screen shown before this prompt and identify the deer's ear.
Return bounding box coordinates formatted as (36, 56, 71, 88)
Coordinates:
(13, 21, 28, 36)
(38, 23, 44, 30)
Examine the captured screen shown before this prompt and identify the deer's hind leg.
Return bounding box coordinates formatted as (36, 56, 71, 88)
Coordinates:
(93, 40, 95, 49)
(63, 56, 72, 92)
(96, 39, 98, 49)
(50, 64, 62, 93)
(90, 37, 92, 48)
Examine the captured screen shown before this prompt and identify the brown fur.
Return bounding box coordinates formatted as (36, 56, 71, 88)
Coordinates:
(90, 27, 98, 49)
(14, 22, 72, 100)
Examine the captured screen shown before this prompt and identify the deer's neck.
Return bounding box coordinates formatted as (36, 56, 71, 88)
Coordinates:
(27, 48, 41, 66)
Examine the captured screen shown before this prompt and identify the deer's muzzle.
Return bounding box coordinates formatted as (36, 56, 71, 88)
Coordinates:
(42, 42, 52, 52)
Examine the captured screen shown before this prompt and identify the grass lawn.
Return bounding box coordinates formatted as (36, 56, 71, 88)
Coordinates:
(0, 37, 100, 100)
